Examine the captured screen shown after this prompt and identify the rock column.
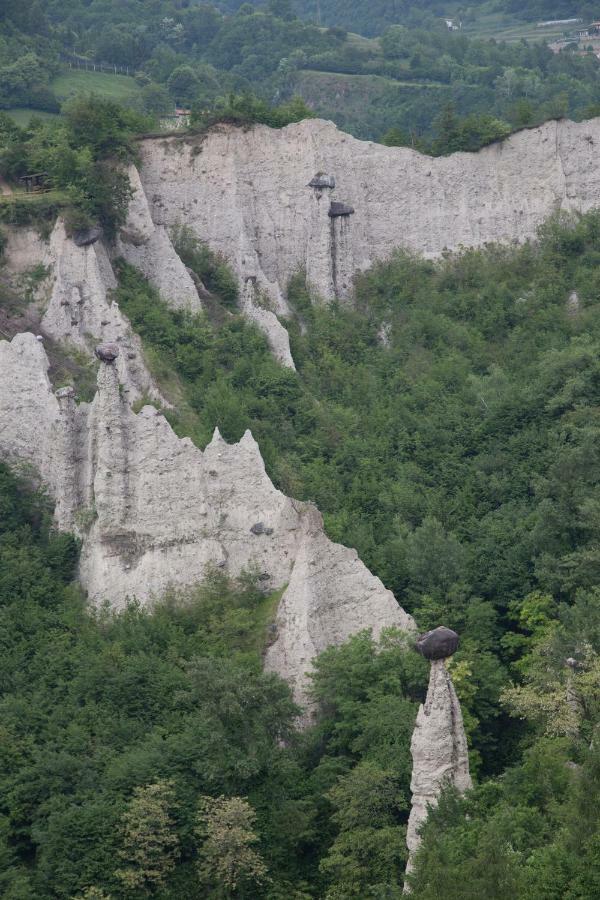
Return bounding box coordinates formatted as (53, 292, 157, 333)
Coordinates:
(405, 627, 472, 885)
(52, 386, 80, 530)
(93, 344, 129, 532)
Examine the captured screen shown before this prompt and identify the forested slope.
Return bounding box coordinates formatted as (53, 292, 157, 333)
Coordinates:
(1, 209, 599, 897)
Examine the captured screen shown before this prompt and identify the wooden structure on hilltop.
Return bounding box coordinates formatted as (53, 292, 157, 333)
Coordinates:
(19, 173, 48, 193)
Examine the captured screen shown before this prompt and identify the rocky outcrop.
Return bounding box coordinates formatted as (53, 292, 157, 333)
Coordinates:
(136, 116, 600, 305)
(0, 332, 59, 477)
(0, 332, 415, 704)
(240, 279, 295, 369)
(116, 165, 200, 312)
(3, 219, 164, 404)
(405, 632, 472, 883)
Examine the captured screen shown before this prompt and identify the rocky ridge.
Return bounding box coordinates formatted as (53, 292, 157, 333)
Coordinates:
(0, 332, 415, 705)
(135, 116, 600, 309)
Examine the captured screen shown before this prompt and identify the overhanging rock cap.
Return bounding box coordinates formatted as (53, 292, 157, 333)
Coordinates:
(94, 343, 120, 363)
(416, 626, 460, 660)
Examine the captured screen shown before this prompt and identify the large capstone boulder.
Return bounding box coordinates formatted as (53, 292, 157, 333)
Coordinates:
(416, 626, 459, 661)
(95, 343, 120, 363)
(73, 226, 103, 247)
(329, 201, 355, 218)
(309, 173, 336, 189)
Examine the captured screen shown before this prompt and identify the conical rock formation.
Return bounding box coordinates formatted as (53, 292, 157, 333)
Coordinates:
(405, 656, 472, 880)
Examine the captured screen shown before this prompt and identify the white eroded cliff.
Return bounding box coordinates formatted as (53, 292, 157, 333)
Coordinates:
(116, 165, 200, 312)
(3, 219, 165, 403)
(0, 333, 415, 704)
(135, 117, 600, 305)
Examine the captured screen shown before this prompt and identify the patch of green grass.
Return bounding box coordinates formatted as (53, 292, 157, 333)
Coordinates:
(464, 13, 575, 43)
(46, 340, 99, 403)
(251, 585, 286, 656)
(6, 108, 60, 126)
(51, 69, 141, 104)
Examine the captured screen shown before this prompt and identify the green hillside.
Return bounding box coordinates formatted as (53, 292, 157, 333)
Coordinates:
(52, 70, 142, 105)
(3, 0, 600, 145)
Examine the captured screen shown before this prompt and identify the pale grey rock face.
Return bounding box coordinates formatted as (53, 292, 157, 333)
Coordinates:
(38, 219, 164, 405)
(116, 165, 200, 312)
(241, 279, 295, 369)
(264, 505, 415, 707)
(1, 226, 47, 276)
(135, 117, 600, 304)
(0, 337, 415, 704)
(405, 658, 472, 879)
(0, 333, 58, 479)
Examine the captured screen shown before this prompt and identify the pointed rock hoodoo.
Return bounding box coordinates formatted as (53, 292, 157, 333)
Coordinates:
(405, 627, 472, 886)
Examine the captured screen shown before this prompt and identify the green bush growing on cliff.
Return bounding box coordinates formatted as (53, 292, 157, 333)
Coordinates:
(0, 96, 151, 237)
(190, 91, 315, 130)
(171, 223, 239, 309)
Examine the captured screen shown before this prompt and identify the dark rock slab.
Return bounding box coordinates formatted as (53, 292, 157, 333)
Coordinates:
(250, 522, 274, 536)
(73, 226, 103, 247)
(329, 201, 355, 218)
(416, 626, 460, 660)
(309, 174, 336, 189)
(94, 343, 120, 363)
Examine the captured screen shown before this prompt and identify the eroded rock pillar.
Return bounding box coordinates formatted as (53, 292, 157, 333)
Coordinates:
(93, 344, 129, 532)
(405, 627, 472, 886)
(52, 386, 80, 530)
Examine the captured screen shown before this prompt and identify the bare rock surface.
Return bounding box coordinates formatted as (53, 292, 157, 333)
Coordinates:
(241, 279, 295, 369)
(405, 658, 472, 879)
(136, 117, 600, 304)
(0, 333, 58, 477)
(116, 165, 200, 312)
(0, 335, 415, 704)
(1, 219, 167, 405)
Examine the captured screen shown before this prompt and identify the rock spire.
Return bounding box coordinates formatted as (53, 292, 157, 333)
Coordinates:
(405, 627, 472, 886)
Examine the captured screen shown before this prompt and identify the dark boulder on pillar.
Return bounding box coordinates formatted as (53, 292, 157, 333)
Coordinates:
(415, 626, 460, 660)
(329, 201, 355, 218)
(73, 226, 103, 247)
(309, 173, 336, 189)
(94, 343, 120, 363)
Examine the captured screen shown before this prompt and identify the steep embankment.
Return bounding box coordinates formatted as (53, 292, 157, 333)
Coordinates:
(135, 116, 600, 308)
(0, 333, 415, 705)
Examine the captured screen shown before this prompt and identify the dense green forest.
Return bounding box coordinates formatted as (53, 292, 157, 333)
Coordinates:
(4, 0, 600, 142)
(218, 2, 596, 35)
(2, 211, 600, 897)
(2, 3, 600, 897)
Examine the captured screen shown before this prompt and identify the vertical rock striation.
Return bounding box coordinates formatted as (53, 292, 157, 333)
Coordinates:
(116, 165, 200, 312)
(135, 117, 600, 306)
(405, 629, 472, 883)
(3, 219, 166, 404)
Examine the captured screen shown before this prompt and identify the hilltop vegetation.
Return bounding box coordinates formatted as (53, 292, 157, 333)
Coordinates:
(3, 1, 600, 144)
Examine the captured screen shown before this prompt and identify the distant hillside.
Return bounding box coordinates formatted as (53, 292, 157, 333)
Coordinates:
(215, 1, 590, 36)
